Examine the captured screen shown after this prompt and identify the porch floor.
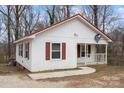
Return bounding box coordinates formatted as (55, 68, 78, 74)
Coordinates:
(28, 67, 96, 80)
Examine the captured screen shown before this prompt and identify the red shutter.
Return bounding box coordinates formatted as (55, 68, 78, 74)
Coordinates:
(62, 43, 66, 60)
(45, 42, 50, 60)
(77, 45, 80, 57)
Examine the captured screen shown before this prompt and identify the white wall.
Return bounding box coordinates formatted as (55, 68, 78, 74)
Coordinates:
(31, 37, 77, 72)
(30, 18, 108, 72)
(16, 40, 32, 71)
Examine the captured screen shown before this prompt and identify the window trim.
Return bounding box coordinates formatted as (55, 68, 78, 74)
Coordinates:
(50, 43, 62, 60)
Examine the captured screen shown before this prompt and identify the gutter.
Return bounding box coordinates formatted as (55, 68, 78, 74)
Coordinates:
(14, 35, 35, 44)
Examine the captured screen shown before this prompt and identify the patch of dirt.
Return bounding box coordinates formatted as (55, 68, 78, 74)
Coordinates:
(0, 71, 11, 75)
(0, 64, 30, 75)
(100, 76, 120, 81)
(0, 64, 124, 88)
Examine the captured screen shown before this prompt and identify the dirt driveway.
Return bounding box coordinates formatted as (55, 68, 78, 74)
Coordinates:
(0, 64, 124, 88)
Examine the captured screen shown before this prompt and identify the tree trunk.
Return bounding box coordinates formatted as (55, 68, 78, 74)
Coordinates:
(47, 5, 56, 25)
(15, 5, 19, 40)
(7, 5, 11, 58)
(102, 6, 107, 32)
(122, 34, 124, 53)
(93, 5, 98, 27)
(66, 5, 70, 17)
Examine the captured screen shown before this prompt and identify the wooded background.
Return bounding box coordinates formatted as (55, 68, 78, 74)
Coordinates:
(0, 5, 123, 65)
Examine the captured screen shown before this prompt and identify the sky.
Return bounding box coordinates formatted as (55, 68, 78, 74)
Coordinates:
(112, 5, 124, 20)
(34, 5, 124, 21)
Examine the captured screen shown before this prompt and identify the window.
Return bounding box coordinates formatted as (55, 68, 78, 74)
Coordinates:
(25, 43, 29, 59)
(45, 42, 66, 60)
(51, 43, 61, 59)
(19, 44, 23, 57)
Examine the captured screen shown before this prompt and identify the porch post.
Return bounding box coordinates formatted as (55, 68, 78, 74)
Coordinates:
(105, 44, 108, 64)
(85, 43, 87, 65)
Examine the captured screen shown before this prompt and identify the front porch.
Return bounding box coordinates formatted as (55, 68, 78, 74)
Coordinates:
(77, 43, 107, 65)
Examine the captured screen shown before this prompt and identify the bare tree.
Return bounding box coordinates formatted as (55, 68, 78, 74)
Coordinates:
(0, 5, 12, 58)
(21, 6, 41, 35)
(7, 6, 11, 58)
(92, 5, 98, 27)
(46, 5, 56, 25)
(82, 5, 117, 33)
(63, 5, 72, 18)
(12, 5, 27, 40)
(84, 5, 99, 27)
(108, 27, 124, 65)
(102, 5, 107, 32)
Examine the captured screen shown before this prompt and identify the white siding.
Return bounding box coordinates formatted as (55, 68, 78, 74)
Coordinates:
(16, 40, 32, 71)
(31, 37, 77, 72)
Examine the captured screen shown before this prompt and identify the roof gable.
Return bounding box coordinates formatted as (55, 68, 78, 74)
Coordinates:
(14, 14, 112, 43)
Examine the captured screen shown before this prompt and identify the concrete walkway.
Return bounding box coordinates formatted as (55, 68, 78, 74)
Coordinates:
(28, 67, 96, 80)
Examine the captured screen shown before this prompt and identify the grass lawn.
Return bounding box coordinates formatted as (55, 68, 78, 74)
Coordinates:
(0, 63, 124, 88)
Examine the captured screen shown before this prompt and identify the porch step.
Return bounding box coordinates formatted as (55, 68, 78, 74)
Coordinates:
(77, 63, 85, 67)
(28, 67, 96, 80)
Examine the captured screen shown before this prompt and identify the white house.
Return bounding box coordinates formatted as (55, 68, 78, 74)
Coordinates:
(14, 14, 112, 72)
